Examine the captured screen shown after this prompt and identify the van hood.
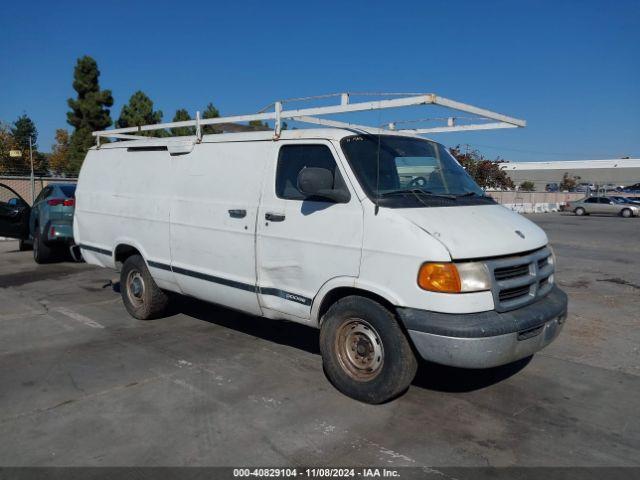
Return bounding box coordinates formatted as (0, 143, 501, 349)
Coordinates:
(396, 205, 548, 260)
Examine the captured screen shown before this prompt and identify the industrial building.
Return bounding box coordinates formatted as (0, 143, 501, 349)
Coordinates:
(502, 158, 640, 190)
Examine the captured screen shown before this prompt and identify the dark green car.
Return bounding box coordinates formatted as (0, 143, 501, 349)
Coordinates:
(0, 182, 77, 263)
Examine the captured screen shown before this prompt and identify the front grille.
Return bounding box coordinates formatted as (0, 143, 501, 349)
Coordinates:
(494, 264, 530, 280)
(486, 247, 554, 312)
(499, 285, 531, 301)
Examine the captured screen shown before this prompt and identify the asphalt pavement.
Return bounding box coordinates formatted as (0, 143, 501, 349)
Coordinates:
(0, 213, 638, 467)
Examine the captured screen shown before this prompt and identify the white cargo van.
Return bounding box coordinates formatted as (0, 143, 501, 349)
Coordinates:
(75, 93, 567, 403)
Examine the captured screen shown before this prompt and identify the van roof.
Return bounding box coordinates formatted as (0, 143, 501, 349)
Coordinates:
(92, 128, 427, 150)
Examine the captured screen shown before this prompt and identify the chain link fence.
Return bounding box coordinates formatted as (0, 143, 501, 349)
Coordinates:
(487, 184, 638, 213)
(0, 172, 78, 206)
(2, 171, 635, 211)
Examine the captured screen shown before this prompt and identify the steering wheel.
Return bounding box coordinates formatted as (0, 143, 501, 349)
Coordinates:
(408, 176, 428, 188)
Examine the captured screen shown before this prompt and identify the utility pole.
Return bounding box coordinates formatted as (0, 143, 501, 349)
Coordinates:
(29, 136, 34, 204)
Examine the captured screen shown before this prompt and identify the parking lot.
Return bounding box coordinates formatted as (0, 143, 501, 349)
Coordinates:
(0, 213, 638, 467)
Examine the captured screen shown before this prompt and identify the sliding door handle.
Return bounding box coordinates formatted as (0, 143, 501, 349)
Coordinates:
(228, 209, 247, 218)
(265, 212, 285, 222)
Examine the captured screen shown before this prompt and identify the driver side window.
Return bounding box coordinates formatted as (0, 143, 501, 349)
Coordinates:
(276, 145, 347, 201)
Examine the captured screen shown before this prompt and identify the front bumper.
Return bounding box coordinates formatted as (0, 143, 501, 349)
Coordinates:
(397, 286, 568, 369)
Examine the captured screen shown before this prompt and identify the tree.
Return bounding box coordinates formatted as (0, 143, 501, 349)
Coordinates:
(559, 172, 578, 191)
(449, 145, 514, 190)
(519, 181, 535, 191)
(116, 91, 166, 136)
(67, 56, 113, 174)
(49, 129, 71, 174)
(11, 114, 47, 174)
(200, 102, 222, 135)
(170, 109, 195, 136)
(0, 122, 21, 174)
(247, 120, 270, 131)
(11, 115, 37, 151)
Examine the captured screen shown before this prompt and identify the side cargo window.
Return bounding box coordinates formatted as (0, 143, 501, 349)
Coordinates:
(276, 144, 348, 201)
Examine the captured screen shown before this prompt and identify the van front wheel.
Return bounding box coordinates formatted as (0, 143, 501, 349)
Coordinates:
(120, 255, 169, 320)
(320, 296, 417, 404)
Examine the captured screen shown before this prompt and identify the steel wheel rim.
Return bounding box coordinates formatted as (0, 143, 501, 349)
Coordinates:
(335, 318, 384, 381)
(126, 270, 145, 307)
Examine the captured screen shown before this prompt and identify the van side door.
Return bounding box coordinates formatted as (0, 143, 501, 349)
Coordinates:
(169, 142, 266, 316)
(256, 141, 363, 321)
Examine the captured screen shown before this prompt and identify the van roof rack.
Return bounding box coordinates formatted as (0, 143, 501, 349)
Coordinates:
(92, 92, 526, 145)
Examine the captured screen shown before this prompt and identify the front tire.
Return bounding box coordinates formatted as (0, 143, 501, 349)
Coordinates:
(574, 207, 586, 216)
(320, 296, 417, 404)
(621, 208, 632, 218)
(120, 255, 169, 320)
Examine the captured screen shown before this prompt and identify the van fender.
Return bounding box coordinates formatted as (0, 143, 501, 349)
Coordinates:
(112, 236, 151, 269)
(311, 276, 403, 326)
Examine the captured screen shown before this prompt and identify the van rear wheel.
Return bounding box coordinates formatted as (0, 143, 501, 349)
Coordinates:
(120, 255, 169, 320)
(320, 296, 417, 404)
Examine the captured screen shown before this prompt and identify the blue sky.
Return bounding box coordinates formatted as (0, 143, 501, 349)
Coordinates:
(1, 0, 638, 161)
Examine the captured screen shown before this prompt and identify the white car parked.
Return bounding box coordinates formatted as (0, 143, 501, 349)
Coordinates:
(75, 95, 567, 403)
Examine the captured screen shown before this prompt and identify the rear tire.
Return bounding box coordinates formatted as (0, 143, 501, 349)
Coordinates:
(320, 296, 417, 404)
(120, 255, 169, 320)
(574, 207, 585, 216)
(621, 208, 632, 218)
(33, 229, 53, 264)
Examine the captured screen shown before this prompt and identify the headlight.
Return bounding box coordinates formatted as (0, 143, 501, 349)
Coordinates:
(418, 262, 491, 293)
(548, 245, 556, 266)
(456, 262, 492, 292)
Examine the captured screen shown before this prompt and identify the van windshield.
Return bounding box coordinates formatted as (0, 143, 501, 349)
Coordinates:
(340, 135, 490, 208)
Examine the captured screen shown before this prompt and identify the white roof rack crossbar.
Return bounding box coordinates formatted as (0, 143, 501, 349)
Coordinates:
(398, 122, 518, 134)
(92, 92, 526, 143)
(295, 115, 395, 136)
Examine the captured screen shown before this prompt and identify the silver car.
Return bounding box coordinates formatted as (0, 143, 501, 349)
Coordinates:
(568, 196, 639, 218)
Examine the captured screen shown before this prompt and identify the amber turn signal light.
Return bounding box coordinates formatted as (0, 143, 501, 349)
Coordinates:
(417, 263, 462, 293)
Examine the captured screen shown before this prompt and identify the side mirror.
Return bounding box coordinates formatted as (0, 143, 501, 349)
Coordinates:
(297, 167, 350, 203)
(7, 198, 23, 207)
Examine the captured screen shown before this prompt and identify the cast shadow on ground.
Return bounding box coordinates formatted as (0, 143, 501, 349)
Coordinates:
(164, 293, 530, 394)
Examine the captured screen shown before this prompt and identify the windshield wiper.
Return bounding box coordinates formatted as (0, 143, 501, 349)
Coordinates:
(380, 189, 457, 200)
(455, 191, 484, 198)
